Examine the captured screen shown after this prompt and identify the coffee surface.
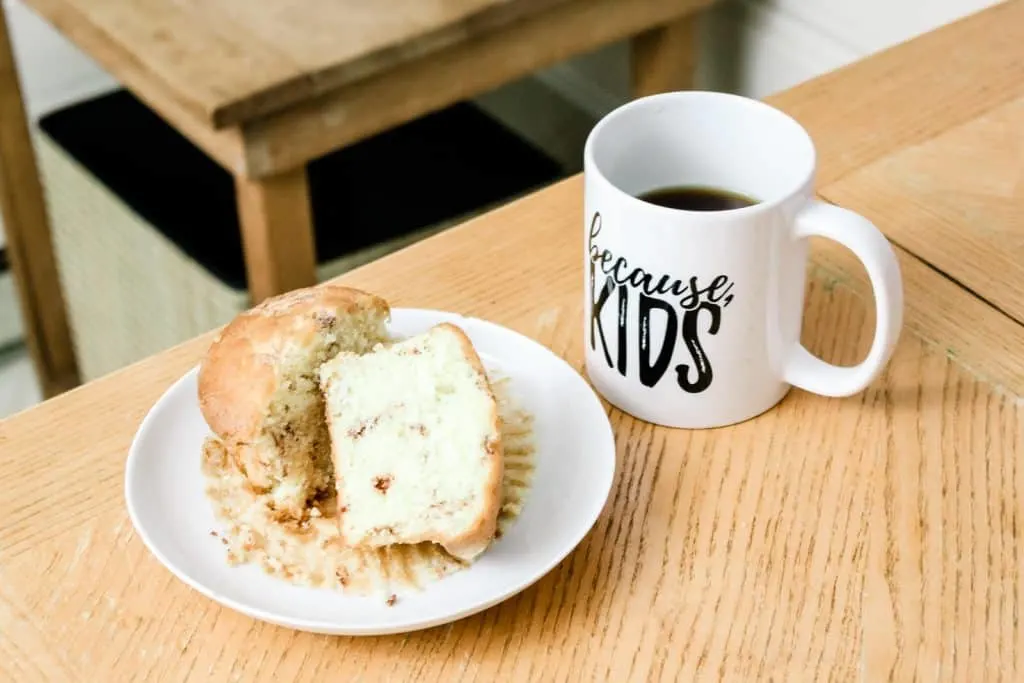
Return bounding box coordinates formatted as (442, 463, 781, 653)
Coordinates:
(637, 186, 758, 211)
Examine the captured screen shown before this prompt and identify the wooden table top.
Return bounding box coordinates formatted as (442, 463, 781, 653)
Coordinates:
(2, 2, 1023, 679)
(25, 0, 569, 129)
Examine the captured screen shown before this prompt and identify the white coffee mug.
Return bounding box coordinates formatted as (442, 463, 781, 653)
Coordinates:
(583, 91, 903, 429)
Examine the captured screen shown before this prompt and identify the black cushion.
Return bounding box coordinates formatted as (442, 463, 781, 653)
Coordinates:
(39, 90, 563, 290)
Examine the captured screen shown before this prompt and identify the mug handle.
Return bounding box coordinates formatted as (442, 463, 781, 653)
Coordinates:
(782, 200, 904, 397)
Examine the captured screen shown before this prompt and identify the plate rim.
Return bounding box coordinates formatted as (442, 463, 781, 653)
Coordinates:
(124, 308, 616, 636)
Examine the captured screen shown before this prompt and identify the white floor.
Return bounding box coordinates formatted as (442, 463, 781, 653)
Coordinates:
(0, 345, 42, 419)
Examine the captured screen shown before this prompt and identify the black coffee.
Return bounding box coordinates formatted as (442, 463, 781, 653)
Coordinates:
(637, 185, 758, 211)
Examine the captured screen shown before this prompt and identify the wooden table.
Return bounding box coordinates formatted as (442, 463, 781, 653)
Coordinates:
(2, 2, 1023, 679)
(0, 0, 710, 398)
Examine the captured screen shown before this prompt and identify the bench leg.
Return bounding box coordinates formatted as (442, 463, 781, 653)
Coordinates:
(631, 13, 700, 98)
(235, 168, 318, 303)
(0, 5, 79, 396)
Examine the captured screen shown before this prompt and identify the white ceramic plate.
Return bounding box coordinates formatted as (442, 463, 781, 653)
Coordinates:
(125, 308, 616, 635)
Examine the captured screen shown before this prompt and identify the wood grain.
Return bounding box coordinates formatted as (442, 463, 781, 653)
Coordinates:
(631, 13, 699, 97)
(241, 0, 712, 178)
(1, 172, 1023, 679)
(0, 7, 79, 396)
(809, 236, 1024, 398)
(820, 95, 1024, 328)
(21, 0, 573, 128)
(235, 169, 317, 302)
(0, 583, 76, 681)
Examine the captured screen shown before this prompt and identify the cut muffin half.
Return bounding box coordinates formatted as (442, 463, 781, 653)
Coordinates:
(319, 323, 503, 561)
